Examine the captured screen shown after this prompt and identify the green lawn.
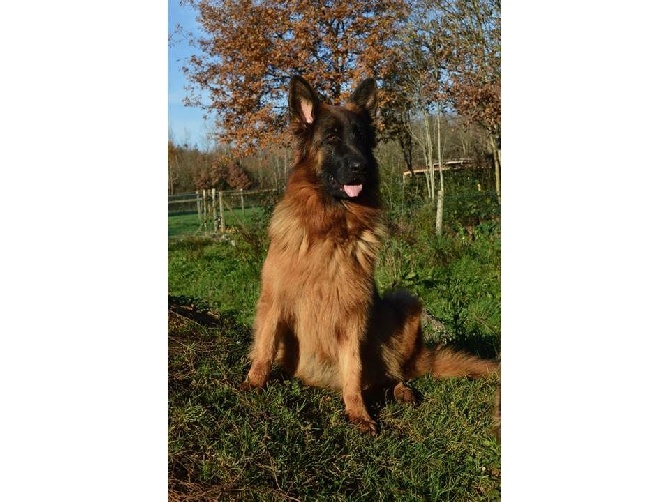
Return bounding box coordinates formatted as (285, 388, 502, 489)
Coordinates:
(169, 207, 264, 238)
(168, 213, 201, 237)
(168, 218, 501, 501)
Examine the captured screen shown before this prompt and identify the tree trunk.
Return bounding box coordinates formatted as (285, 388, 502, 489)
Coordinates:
(435, 107, 444, 235)
(436, 189, 444, 236)
(399, 110, 413, 172)
(488, 130, 501, 202)
(423, 110, 434, 199)
(168, 157, 179, 195)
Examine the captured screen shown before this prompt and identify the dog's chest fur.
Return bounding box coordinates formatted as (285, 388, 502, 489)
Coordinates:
(269, 187, 384, 271)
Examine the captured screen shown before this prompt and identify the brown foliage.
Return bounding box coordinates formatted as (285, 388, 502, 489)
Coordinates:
(183, 0, 409, 156)
(223, 160, 254, 191)
(194, 157, 254, 191)
(436, 0, 500, 135)
(168, 140, 255, 193)
(399, 0, 500, 134)
(193, 157, 226, 191)
(169, 141, 215, 194)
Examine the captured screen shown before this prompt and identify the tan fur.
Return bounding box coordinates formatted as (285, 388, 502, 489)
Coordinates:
(244, 78, 499, 435)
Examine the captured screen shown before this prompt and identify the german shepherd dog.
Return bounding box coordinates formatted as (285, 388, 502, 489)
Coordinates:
(244, 76, 499, 435)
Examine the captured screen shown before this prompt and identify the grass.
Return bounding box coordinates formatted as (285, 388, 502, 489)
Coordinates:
(168, 211, 501, 501)
(169, 213, 201, 237)
(169, 208, 264, 238)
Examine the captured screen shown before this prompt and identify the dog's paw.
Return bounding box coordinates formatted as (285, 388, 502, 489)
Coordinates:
(239, 379, 264, 392)
(393, 382, 418, 406)
(243, 364, 271, 390)
(347, 414, 378, 436)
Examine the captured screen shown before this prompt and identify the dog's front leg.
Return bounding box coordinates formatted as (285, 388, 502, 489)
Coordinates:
(245, 293, 284, 389)
(338, 324, 377, 435)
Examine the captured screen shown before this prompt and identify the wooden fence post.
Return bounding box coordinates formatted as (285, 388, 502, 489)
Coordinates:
(202, 189, 207, 229)
(196, 191, 202, 225)
(218, 191, 225, 232)
(211, 188, 217, 231)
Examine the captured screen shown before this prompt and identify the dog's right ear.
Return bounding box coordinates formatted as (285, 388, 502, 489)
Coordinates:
(289, 76, 320, 126)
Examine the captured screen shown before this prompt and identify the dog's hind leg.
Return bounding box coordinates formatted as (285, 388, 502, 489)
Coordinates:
(393, 381, 418, 406)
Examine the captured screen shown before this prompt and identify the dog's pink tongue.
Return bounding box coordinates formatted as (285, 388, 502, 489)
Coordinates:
(343, 184, 363, 197)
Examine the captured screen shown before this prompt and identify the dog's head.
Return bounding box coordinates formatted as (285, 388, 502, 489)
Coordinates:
(289, 76, 378, 201)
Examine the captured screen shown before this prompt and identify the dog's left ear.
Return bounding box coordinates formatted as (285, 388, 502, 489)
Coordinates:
(349, 78, 377, 117)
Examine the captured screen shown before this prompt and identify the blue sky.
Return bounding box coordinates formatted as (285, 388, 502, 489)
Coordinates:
(168, 0, 213, 150)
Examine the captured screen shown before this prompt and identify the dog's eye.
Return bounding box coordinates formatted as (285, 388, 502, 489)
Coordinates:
(323, 133, 339, 144)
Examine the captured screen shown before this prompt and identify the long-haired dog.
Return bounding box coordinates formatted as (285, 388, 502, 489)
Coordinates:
(244, 76, 499, 435)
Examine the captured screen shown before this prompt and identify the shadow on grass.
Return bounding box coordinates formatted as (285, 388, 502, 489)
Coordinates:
(168, 295, 253, 501)
(446, 332, 500, 362)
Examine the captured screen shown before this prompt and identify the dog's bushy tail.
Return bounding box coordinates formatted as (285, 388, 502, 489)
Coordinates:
(409, 345, 499, 379)
(386, 287, 501, 441)
(411, 345, 501, 442)
(381, 288, 499, 380)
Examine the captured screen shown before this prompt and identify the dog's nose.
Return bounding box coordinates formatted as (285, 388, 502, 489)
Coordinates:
(349, 160, 365, 175)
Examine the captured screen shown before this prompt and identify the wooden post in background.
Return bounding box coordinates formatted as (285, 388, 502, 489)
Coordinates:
(196, 190, 202, 225)
(211, 188, 217, 231)
(218, 191, 225, 232)
(202, 189, 207, 230)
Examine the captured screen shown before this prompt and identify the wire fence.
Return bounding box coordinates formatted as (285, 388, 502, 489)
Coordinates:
(168, 188, 280, 237)
(168, 186, 499, 239)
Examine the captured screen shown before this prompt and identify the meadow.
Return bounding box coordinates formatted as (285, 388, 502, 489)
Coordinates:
(169, 208, 264, 238)
(168, 200, 501, 501)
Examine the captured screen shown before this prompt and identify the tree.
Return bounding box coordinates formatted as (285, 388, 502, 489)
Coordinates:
(169, 140, 216, 193)
(397, 0, 500, 234)
(398, 2, 452, 233)
(223, 160, 254, 191)
(183, 0, 409, 156)
(193, 155, 255, 192)
(168, 141, 181, 195)
(435, 0, 501, 200)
